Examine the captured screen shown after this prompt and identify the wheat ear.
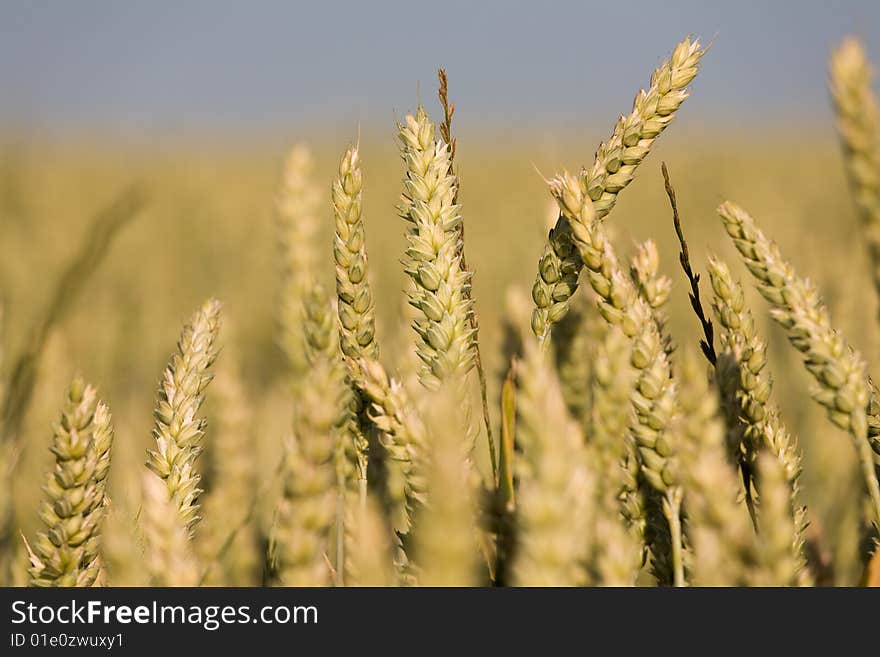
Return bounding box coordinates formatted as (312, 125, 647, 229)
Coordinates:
(718, 201, 880, 527)
(145, 298, 221, 537)
(549, 170, 684, 585)
(550, 294, 603, 430)
(276, 145, 321, 379)
(531, 36, 704, 343)
(707, 255, 809, 578)
(398, 106, 475, 390)
(588, 324, 643, 585)
(356, 358, 428, 539)
(631, 240, 674, 356)
(829, 38, 880, 306)
(512, 339, 592, 586)
(333, 143, 378, 364)
(141, 472, 199, 586)
(676, 353, 756, 586)
(273, 286, 351, 586)
(345, 494, 395, 587)
(198, 358, 259, 585)
(27, 378, 113, 587)
(411, 389, 480, 586)
(752, 452, 805, 586)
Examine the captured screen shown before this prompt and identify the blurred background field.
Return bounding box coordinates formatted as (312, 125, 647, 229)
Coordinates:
(1, 128, 876, 583)
(3, 1, 880, 585)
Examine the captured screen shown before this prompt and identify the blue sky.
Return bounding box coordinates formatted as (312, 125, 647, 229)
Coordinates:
(1, 1, 878, 135)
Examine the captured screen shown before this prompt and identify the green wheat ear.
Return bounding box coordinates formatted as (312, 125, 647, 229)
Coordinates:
(28, 377, 114, 587)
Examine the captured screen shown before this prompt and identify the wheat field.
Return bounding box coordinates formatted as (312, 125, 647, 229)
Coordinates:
(2, 35, 880, 587)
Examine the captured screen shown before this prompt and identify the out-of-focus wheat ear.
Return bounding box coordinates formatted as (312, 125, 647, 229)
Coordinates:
(28, 378, 113, 587)
(512, 338, 592, 586)
(333, 143, 378, 366)
(677, 352, 756, 585)
(100, 495, 147, 586)
(550, 294, 604, 430)
(2, 188, 144, 449)
(197, 357, 259, 586)
(141, 473, 199, 586)
(548, 171, 684, 585)
(588, 324, 643, 585)
(272, 286, 350, 586)
(718, 201, 880, 528)
(276, 145, 321, 381)
(707, 255, 809, 578)
(829, 38, 880, 307)
(630, 240, 674, 357)
(531, 36, 704, 343)
(301, 286, 362, 584)
(752, 452, 805, 586)
(345, 494, 395, 586)
(412, 390, 480, 586)
(145, 298, 221, 538)
(398, 106, 475, 391)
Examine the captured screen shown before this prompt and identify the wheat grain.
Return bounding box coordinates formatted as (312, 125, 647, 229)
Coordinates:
(829, 38, 880, 306)
(27, 378, 113, 587)
(718, 200, 880, 528)
(531, 36, 704, 343)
